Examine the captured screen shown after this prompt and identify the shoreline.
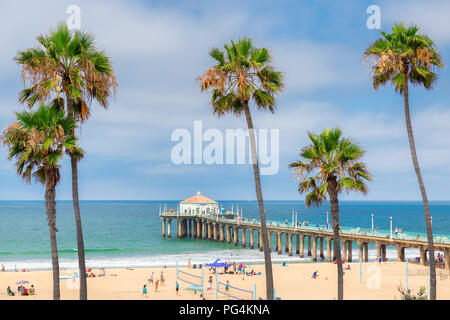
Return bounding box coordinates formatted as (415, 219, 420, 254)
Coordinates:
(0, 246, 436, 272)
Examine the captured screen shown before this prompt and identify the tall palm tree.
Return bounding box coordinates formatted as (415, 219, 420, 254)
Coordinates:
(364, 23, 444, 300)
(289, 128, 372, 300)
(15, 23, 117, 299)
(2, 104, 81, 300)
(198, 37, 283, 299)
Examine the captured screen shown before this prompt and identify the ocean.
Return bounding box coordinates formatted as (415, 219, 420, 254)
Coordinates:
(0, 200, 449, 271)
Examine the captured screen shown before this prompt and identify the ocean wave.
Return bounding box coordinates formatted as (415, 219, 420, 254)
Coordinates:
(0, 247, 424, 271)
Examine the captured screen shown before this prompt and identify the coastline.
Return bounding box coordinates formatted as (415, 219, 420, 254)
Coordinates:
(0, 245, 429, 272)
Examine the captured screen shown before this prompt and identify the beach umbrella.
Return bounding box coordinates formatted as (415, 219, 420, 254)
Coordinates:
(16, 280, 29, 285)
(205, 259, 231, 268)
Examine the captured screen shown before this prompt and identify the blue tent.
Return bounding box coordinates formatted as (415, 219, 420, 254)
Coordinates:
(205, 259, 231, 268)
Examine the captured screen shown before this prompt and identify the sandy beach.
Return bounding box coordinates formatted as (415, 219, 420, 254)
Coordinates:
(1, 261, 449, 300)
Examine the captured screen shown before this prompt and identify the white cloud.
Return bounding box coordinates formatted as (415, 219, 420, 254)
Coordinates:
(270, 41, 366, 93)
(382, 0, 450, 45)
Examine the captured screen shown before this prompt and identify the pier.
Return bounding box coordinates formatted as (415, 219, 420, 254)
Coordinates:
(159, 211, 450, 270)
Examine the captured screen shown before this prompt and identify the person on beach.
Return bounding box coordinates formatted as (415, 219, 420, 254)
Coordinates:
(155, 279, 159, 293)
(160, 271, 165, 285)
(7, 286, 14, 296)
(29, 285, 35, 295)
(100, 267, 106, 277)
(176, 282, 180, 295)
(207, 276, 213, 292)
(207, 280, 212, 292)
(1, 264, 5, 272)
(142, 284, 148, 298)
(312, 271, 319, 279)
(149, 272, 154, 285)
(188, 258, 191, 269)
(225, 281, 230, 294)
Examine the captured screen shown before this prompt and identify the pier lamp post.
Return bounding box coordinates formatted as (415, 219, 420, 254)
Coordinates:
(371, 213, 374, 232)
(292, 210, 294, 226)
(390, 216, 393, 239)
(326, 211, 329, 229)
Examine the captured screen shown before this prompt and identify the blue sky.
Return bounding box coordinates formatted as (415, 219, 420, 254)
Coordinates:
(0, 0, 449, 201)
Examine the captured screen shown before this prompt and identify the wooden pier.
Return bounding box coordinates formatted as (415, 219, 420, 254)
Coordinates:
(160, 212, 450, 269)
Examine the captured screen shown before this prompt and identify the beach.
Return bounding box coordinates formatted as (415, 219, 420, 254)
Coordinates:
(1, 261, 449, 300)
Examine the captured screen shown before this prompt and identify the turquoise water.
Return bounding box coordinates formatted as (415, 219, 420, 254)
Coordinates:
(0, 200, 448, 270)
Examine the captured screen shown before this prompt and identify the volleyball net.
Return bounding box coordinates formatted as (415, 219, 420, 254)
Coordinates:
(217, 281, 254, 300)
(176, 269, 203, 289)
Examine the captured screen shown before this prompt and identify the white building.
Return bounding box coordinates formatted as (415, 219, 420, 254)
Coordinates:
(179, 192, 219, 215)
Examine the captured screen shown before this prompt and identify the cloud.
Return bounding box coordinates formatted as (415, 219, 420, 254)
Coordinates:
(269, 41, 367, 93)
(0, 0, 449, 200)
(381, 0, 450, 45)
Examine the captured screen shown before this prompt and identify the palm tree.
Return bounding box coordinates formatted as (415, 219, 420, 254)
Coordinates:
(2, 104, 81, 300)
(289, 128, 372, 300)
(364, 23, 444, 300)
(198, 37, 283, 299)
(15, 23, 117, 299)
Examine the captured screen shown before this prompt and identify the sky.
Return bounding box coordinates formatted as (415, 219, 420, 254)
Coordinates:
(0, 0, 449, 201)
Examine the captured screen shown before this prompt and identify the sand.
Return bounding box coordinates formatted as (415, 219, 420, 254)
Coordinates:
(1, 261, 449, 300)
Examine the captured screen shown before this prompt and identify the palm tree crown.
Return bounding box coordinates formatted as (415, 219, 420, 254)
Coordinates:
(289, 128, 372, 208)
(15, 23, 117, 121)
(198, 37, 284, 115)
(363, 22, 444, 93)
(2, 104, 80, 187)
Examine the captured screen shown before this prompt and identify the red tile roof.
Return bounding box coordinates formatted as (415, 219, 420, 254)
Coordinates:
(181, 192, 217, 204)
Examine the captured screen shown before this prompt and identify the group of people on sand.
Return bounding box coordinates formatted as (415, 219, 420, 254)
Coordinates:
(6, 284, 35, 296)
(142, 271, 165, 297)
(1, 264, 30, 272)
(229, 262, 256, 276)
(86, 267, 106, 278)
(312, 263, 352, 279)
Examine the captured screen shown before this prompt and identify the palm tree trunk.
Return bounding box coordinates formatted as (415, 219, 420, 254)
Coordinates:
(71, 156, 88, 299)
(403, 82, 436, 300)
(243, 101, 274, 300)
(45, 182, 60, 300)
(328, 177, 343, 300)
(66, 93, 88, 300)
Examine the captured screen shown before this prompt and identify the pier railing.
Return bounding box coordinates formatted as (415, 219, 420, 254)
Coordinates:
(159, 211, 450, 245)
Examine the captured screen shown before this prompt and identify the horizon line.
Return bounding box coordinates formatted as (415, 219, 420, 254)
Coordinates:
(1, 199, 450, 202)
